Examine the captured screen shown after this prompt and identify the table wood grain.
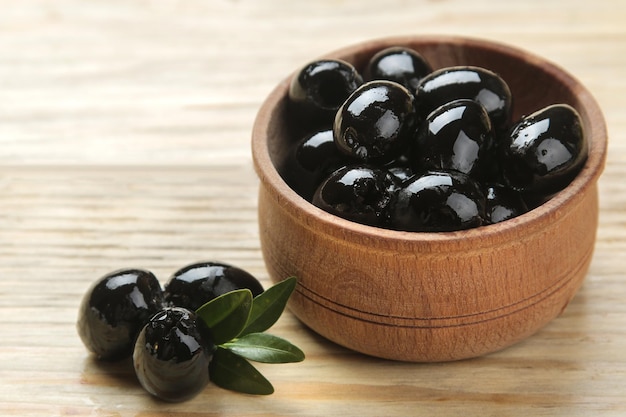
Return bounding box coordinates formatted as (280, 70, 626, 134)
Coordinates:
(1, 0, 625, 415)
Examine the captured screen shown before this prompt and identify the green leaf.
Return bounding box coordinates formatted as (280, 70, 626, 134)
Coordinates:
(196, 289, 252, 345)
(209, 347, 274, 395)
(223, 333, 305, 363)
(241, 276, 297, 336)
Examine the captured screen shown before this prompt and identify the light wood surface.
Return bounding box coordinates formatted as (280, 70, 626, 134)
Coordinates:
(0, 0, 624, 415)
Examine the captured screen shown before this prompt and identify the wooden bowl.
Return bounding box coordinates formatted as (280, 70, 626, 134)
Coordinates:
(251, 35, 607, 362)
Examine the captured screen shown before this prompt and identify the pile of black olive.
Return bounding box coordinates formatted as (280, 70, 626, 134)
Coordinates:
(77, 262, 264, 402)
(278, 46, 588, 232)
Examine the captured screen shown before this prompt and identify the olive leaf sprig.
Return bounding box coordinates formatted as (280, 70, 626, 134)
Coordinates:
(195, 276, 304, 395)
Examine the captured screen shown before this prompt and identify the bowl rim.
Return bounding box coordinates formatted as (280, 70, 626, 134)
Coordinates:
(252, 35, 608, 251)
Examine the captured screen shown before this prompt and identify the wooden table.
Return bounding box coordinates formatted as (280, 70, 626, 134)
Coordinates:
(1, 1, 624, 415)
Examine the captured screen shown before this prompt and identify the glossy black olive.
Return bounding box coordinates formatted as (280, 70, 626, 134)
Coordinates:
(77, 268, 164, 360)
(289, 59, 363, 125)
(484, 183, 529, 224)
(363, 46, 432, 91)
(164, 261, 264, 311)
(133, 307, 213, 402)
(391, 170, 486, 232)
(415, 66, 512, 132)
(279, 129, 352, 201)
(312, 164, 399, 227)
(499, 104, 587, 195)
(334, 80, 416, 163)
(412, 99, 496, 181)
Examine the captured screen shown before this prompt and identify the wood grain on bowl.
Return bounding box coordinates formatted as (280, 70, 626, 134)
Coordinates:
(252, 36, 607, 362)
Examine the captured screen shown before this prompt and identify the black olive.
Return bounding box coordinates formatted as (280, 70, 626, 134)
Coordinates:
(484, 183, 529, 224)
(164, 261, 264, 311)
(278, 129, 353, 201)
(289, 59, 363, 126)
(415, 66, 512, 133)
(77, 268, 164, 360)
(499, 104, 587, 195)
(312, 164, 399, 227)
(412, 99, 497, 182)
(391, 170, 486, 232)
(334, 80, 416, 163)
(133, 307, 213, 402)
(363, 46, 432, 91)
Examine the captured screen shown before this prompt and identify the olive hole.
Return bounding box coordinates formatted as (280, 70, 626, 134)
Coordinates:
(315, 73, 351, 109)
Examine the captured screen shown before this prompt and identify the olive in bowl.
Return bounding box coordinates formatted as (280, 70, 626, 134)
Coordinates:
(251, 35, 607, 362)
